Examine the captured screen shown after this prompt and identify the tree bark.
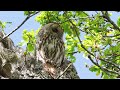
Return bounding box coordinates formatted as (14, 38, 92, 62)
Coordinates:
(0, 31, 80, 79)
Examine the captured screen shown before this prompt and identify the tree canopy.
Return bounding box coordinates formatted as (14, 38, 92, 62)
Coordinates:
(0, 11, 120, 79)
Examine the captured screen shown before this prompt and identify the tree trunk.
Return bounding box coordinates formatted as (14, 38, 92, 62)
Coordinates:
(0, 31, 80, 79)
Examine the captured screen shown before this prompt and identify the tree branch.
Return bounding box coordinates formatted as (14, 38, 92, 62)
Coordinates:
(62, 12, 120, 78)
(56, 62, 72, 79)
(0, 11, 40, 41)
(101, 11, 120, 31)
(68, 51, 79, 55)
(29, 11, 40, 17)
(88, 55, 120, 76)
(63, 12, 120, 72)
(69, 19, 95, 57)
(103, 34, 120, 37)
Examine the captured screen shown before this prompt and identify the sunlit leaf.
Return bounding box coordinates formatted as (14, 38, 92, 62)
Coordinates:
(89, 66, 99, 72)
(117, 16, 120, 27)
(27, 43, 34, 52)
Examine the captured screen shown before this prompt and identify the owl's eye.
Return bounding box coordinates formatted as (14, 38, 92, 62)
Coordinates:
(52, 28, 58, 33)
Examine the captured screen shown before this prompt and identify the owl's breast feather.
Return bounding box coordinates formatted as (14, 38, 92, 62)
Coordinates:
(48, 43, 54, 49)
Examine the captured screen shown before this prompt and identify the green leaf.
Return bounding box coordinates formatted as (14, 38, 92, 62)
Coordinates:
(0, 21, 6, 29)
(104, 49, 109, 56)
(0, 21, 2, 25)
(108, 13, 112, 16)
(24, 11, 36, 16)
(23, 29, 28, 34)
(94, 29, 101, 33)
(35, 11, 46, 23)
(89, 66, 99, 72)
(27, 43, 34, 52)
(24, 11, 29, 15)
(70, 55, 76, 63)
(24, 51, 28, 56)
(96, 69, 101, 76)
(102, 72, 109, 79)
(22, 29, 29, 42)
(117, 16, 120, 27)
(2, 22, 6, 28)
(62, 23, 71, 34)
(22, 35, 29, 42)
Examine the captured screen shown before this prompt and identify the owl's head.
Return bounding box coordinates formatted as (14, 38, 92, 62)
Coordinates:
(41, 23, 64, 39)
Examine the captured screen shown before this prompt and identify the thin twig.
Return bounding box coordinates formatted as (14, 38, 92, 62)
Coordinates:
(69, 19, 95, 57)
(88, 55, 119, 75)
(103, 34, 120, 37)
(56, 63, 72, 79)
(29, 11, 40, 17)
(2, 16, 29, 41)
(68, 51, 79, 55)
(71, 20, 120, 70)
(0, 11, 40, 41)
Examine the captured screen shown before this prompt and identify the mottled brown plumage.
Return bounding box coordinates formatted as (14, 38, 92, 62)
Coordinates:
(36, 23, 65, 71)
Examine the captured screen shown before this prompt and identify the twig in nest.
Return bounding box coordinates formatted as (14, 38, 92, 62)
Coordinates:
(56, 63, 72, 79)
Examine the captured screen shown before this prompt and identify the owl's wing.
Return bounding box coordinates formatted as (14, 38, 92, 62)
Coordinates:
(35, 29, 46, 64)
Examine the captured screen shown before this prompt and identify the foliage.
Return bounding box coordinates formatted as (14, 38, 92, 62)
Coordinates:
(18, 29, 38, 54)
(0, 21, 7, 30)
(18, 11, 120, 79)
(24, 11, 36, 16)
(0, 20, 12, 30)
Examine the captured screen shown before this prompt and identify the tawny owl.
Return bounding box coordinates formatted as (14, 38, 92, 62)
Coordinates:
(36, 23, 65, 69)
